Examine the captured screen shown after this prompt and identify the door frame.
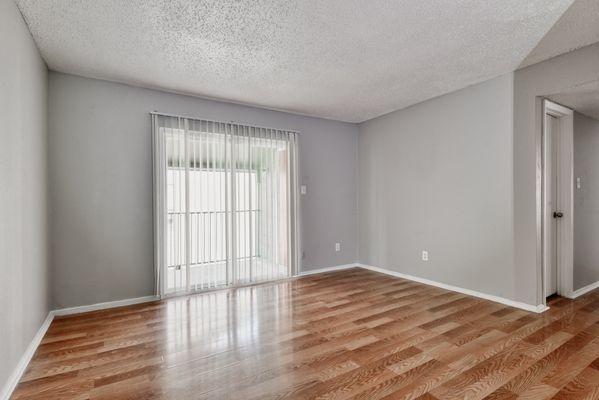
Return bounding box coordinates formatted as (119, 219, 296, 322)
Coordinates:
(541, 99, 574, 302)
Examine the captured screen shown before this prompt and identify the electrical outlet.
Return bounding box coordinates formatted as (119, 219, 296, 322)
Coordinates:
(335, 243, 341, 252)
(421, 250, 429, 261)
(300, 185, 307, 195)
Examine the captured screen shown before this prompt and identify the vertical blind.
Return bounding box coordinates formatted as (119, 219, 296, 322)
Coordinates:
(152, 113, 300, 296)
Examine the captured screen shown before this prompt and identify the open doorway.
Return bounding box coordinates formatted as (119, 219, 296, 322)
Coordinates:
(549, 82, 599, 302)
(542, 81, 599, 303)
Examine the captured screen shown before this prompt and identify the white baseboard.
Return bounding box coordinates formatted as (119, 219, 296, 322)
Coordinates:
(0, 312, 54, 400)
(357, 264, 548, 314)
(298, 263, 547, 313)
(567, 280, 599, 299)
(297, 263, 358, 276)
(51, 295, 159, 316)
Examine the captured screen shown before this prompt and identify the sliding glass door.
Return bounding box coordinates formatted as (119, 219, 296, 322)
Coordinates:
(153, 114, 299, 296)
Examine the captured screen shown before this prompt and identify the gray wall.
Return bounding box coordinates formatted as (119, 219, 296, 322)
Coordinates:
(358, 74, 516, 300)
(574, 112, 599, 290)
(48, 72, 359, 308)
(0, 0, 49, 392)
(358, 42, 599, 307)
(513, 42, 599, 305)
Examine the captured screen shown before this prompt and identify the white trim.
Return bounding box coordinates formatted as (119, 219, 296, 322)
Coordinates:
(51, 295, 159, 316)
(297, 264, 358, 276)
(357, 264, 549, 314)
(567, 280, 599, 299)
(0, 313, 54, 400)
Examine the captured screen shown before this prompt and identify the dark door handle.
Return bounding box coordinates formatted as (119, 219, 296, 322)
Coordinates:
(553, 211, 564, 218)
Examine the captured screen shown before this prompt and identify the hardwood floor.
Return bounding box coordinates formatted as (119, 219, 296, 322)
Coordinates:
(12, 268, 599, 399)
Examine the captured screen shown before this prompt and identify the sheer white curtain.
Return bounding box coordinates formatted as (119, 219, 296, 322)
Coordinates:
(152, 113, 299, 296)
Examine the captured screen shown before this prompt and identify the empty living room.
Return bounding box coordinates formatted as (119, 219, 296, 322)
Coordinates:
(3, 0, 599, 399)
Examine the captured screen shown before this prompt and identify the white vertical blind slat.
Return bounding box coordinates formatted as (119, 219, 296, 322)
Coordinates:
(269, 128, 275, 281)
(258, 128, 264, 280)
(275, 129, 280, 277)
(210, 123, 214, 287)
(248, 126, 253, 283)
(184, 118, 191, 292)
(231, 125, 237, 286)
(200, 128, 206, 288)
(179, 118, 184, 289)
(209, 124, 213, 287)
(224, 122, 231, 286)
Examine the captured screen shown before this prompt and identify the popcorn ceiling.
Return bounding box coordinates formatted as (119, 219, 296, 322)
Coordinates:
(520, 0, 599, 68)
(16, 0, 574, 122)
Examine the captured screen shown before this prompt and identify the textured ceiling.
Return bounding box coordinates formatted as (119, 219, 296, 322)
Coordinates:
(520, 0, 599, 68)
(16, 0, 576, 123)
(549, 80, 599, 121)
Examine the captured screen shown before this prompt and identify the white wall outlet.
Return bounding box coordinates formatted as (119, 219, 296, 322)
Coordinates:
(421, 250, 429, 261)
(335, 242, 341, 252)
(577, 177, 581, 189)
(300, 185, 307, 195)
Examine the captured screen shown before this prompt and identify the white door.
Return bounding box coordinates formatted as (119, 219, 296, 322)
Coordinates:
(544, 114, 560, 297)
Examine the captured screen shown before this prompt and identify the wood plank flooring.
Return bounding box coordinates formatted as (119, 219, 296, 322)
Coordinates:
(11, 268, 599, 399)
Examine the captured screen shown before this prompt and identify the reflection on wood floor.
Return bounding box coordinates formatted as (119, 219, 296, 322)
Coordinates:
(11, 268, 599, 399)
